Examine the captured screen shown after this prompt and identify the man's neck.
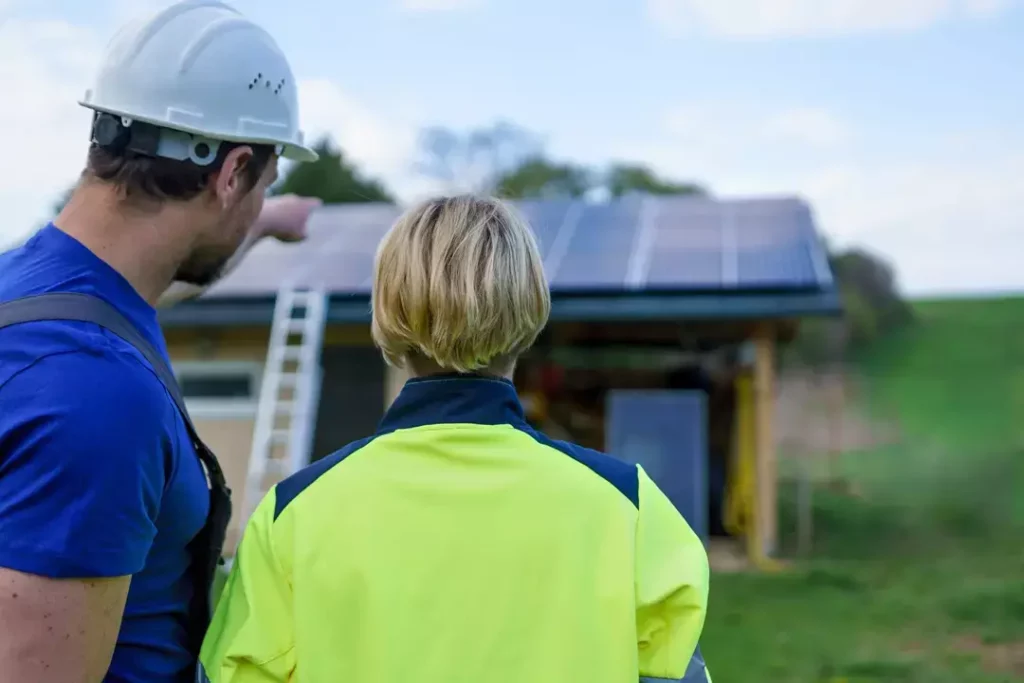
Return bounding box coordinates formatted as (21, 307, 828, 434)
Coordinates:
(54, 182, 195, 306)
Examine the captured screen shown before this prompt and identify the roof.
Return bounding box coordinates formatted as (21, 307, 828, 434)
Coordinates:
(160, 194, 841, 327)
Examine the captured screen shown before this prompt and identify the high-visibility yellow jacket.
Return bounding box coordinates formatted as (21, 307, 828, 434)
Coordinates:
(200, 374, 711, 683)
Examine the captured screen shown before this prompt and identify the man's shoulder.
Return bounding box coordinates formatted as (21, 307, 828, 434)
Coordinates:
(0, 282, 161, 388)
(0, 319, 161, 391)
(0, 330, 174, 440)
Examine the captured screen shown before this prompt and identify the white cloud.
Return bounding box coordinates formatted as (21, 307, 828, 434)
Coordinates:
(762, 107, 848, 148)
(647, 0, 1016, 38)
(0, 12, 428, 248)
(612, 103, 1024, 295)
(662, 102, 851, 157)
(399, 0, 481, 11)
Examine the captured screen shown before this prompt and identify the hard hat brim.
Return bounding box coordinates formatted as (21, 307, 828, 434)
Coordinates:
(281, 143, 319, 163)
(79, 101, 320, 163)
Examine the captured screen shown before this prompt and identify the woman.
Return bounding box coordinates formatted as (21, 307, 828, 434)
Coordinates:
(199, 195, 712, 683)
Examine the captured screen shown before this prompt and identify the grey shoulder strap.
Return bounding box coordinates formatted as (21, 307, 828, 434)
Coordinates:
(0, 292, 193, 432)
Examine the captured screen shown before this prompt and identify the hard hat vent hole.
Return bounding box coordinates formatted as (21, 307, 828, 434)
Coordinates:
(195, 142, 211, 159)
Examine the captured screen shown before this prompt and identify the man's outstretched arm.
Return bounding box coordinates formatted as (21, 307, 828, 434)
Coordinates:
(157, 194, 320, 307)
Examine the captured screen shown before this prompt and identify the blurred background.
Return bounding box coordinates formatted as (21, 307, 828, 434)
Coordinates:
(3, 1, 1023, 681)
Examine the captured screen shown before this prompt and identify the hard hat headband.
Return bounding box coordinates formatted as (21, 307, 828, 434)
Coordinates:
(90, 112, 227, 168)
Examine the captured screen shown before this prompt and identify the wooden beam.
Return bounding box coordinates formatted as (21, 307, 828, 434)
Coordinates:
(753, 327, 778, 558)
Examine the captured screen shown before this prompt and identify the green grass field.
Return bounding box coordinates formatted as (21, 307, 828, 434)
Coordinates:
(702, 296, 1024, 682)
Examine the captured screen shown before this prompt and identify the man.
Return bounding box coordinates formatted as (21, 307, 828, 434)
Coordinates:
(0, 1, 319, 681)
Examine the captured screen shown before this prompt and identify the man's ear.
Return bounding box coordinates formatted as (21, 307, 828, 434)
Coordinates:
(212, 146, 254, 207)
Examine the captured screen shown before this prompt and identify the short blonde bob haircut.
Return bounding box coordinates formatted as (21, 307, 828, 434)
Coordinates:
(371, 194, 551, 374)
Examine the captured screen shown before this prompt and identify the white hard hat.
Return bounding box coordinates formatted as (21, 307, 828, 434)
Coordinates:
(80, 0, 318, 163)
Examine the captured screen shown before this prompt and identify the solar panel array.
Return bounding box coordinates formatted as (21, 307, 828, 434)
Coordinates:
(206, 195, 830, 297)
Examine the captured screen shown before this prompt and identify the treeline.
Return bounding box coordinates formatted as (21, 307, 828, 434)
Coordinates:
(272, 121, 708, 203)
(788, 247, 914, 365)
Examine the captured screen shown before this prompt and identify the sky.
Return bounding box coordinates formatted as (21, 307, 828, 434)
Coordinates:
(2, 0, 1023, 297)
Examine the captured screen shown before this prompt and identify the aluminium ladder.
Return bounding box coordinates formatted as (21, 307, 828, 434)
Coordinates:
(242, 282, 328, 525)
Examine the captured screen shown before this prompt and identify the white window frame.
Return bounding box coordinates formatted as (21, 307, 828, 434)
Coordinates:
(173, 360, 263, 419)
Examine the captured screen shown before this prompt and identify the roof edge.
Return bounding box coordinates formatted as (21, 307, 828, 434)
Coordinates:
(159, 290, 843, 328)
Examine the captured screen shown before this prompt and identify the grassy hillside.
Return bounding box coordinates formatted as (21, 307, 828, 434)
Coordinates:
(862, 296, 1024, 450)
(702, 296, 1024, 683)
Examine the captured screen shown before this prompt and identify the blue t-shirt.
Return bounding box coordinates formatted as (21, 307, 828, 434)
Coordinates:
(0, 224, 210, 682)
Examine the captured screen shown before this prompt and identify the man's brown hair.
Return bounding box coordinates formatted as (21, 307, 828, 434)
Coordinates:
(85, 142, 274, 204)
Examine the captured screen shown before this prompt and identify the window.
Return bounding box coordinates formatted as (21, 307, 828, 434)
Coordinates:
(174, 361, 262, 418)
(180, 374, 254, 400)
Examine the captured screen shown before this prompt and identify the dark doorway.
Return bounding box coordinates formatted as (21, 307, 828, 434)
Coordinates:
(311, 346, 386, 461)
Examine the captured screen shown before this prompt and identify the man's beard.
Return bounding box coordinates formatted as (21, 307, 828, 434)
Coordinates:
(173, 221, 259, 288)
(174, 249, 232, 287)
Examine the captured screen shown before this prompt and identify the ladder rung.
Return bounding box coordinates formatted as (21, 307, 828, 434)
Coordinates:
(283, 319, 307, 334)
(270, 428, 291, 444)
(270, 402, 312, 418)
(273, 401, 297, 415)
(287, 291, 314, 307)
(277, 373, 300, 388)
(274, 346, 304, 362)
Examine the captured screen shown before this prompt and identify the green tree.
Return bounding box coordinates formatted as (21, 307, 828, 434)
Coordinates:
(830, 248, 913, 330)
(273, 137, 393, 204)
(788, 245, 913, 366)
(422, 121, 710, 201)
(495, 157, 592, 199)
(605, 163, 707, 198)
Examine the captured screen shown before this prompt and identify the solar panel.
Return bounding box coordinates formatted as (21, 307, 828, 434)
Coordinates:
(642, 196, 822, 291)
(512, 198, 574, 261)
(308, 204, 399, 292)
(205, 195, 829, 298)
(733, 199, 819, 288)
(207, 240, 318, 296)
(547, 197, 642, 291)
(644, 198, 726, 289)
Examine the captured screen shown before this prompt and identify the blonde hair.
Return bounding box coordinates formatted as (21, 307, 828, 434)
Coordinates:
(371, 195, 551, 374)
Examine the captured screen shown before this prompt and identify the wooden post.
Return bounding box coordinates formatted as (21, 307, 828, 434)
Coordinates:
(797, 447, 814, 557)
(753, 328, 778, 559)
(827, 369, 846, 487)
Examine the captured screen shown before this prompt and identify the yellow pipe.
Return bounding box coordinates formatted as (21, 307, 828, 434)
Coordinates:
(725, 373, 785, 572)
